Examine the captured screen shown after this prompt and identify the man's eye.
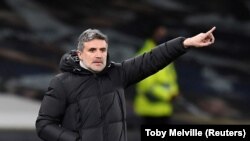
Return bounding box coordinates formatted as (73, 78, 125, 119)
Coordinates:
(89, 49, 95, 52)
(101, 49, 106, 52)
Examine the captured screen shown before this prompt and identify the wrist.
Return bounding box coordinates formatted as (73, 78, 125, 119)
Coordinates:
(183, 38, 191, 48)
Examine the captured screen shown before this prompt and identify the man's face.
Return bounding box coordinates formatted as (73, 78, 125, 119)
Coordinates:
(78, 39, 108, 73)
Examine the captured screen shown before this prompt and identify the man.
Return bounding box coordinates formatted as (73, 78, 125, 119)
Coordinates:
(134, 25, 180, 125)
(36, 27, 216, 141)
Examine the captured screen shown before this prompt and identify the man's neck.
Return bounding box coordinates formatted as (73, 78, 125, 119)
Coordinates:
(79, 61, 95, 73)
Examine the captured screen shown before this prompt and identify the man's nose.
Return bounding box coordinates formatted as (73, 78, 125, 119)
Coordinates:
(95, 51, 102, 58)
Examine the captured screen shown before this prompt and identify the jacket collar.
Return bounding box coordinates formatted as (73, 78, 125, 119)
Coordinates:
(59, 50, 112, 75)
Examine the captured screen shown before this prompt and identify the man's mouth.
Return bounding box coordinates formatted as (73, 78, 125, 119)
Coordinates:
(93, 61, 103, 65)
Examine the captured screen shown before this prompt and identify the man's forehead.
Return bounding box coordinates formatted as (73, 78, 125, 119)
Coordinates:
(84, 39, 108, 48)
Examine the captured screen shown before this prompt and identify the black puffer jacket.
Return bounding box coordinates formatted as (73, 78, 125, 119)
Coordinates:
(36, 37, 187, 141)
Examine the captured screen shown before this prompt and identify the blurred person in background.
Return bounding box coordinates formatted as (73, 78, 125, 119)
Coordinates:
(36, 27, 215, 141)
(134, 25, 180, 125)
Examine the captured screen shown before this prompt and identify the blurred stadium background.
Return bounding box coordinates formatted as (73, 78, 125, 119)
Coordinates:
(1, 0, 250, 140)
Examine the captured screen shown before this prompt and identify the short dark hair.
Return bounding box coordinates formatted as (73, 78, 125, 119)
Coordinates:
(77, 29, 108, 51)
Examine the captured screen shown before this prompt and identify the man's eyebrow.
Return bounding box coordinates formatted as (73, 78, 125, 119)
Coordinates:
(88, 47, 96, 50)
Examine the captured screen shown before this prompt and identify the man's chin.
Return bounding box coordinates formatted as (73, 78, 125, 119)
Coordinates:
(91, 67, 104, 73)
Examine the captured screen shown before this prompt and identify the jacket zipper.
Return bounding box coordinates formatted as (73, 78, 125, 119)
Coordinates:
(94, 74, 103, 120)
(94, 74, 109, 141)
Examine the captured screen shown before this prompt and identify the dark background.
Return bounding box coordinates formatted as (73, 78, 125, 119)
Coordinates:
(0, 0, 250, 140)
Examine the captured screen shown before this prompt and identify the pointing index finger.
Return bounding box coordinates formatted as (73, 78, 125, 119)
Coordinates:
(206, 26, 216, 35)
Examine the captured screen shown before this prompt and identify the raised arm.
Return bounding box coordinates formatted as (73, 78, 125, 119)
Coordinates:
(121, 27, 216, 87)
(121, 37, 187, 87)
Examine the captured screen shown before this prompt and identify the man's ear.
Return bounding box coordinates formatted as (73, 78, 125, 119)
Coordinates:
(77, 50, 82, 59)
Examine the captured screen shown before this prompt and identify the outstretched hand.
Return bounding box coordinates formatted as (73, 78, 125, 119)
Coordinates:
(183, 26, 216, 48)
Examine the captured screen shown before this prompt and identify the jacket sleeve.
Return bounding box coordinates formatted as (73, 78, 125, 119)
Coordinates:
(36, 77, 79, 141)
(121, 37, 188, 88)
